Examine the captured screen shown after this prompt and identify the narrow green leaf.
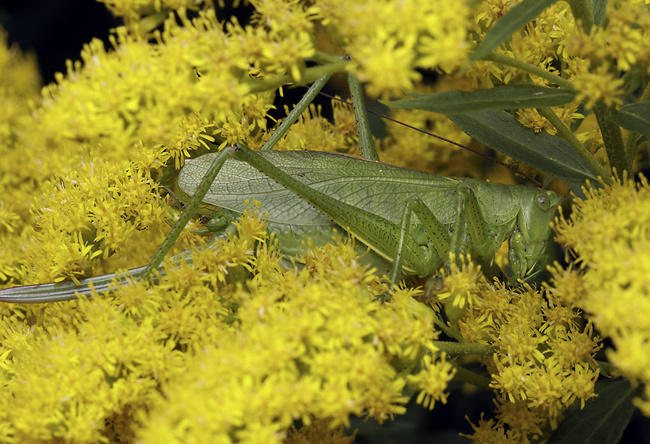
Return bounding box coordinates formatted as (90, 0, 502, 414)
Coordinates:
(611, 103, 650, 139)
(385, 86, 574, 114)
(592, 0, 609, 26)
(447, 110, 600, 184)
(470, 0, 559, 62)
(547, 379, 641, 444)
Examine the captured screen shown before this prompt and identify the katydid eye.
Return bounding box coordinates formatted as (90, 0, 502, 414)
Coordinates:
(535, 194, 551, 211)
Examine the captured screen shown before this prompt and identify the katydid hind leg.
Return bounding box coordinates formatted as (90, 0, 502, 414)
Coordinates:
(450, 185, 509, 282)
(261, 73, 333, 152)
(232, 144, 440, 279)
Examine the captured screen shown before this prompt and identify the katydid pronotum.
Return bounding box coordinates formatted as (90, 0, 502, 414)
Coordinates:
(0, 74, 561, 303)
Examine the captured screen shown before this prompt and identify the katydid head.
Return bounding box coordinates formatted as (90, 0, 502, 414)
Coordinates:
(508, 189, 562, 280)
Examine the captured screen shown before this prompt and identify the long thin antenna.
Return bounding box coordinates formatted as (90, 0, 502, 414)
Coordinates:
(316, 91, 545, 188)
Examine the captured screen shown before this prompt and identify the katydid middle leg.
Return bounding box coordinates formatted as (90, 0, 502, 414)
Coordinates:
(389, 183, 509, 287)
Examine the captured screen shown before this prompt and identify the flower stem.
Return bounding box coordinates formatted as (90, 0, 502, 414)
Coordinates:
(593, 101, 630, 175)
(566, 0, 595, 32)
(486, 53, 574, 90)
(453, 366, 492, 389)
(245, 61, 348, 94)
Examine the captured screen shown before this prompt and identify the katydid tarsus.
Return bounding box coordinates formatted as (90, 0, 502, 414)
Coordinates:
(0, 73, 561, 303)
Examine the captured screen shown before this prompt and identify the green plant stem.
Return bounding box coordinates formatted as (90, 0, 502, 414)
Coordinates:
(593, 101, 630, 175)
(566, 0, 628, 174)
(431, 316, 464, 342)
(311, 50, 343, 65)
(245, 60, 348, 94)
(453, 366, 492, 389)
(537, 107, 611, 185)
(432, 340, 494, 357)
(486, 53, 574, 90)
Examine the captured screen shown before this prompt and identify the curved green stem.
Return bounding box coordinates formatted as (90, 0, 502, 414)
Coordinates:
(625, 79, 650, 164)
(486, 53, 574, 90)
(432, 315, 464, 342)
(453, 366, 492, 389)
(245, 60, 348, 94)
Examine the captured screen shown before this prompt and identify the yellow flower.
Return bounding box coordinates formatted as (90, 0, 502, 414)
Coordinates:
(314, 0, 471, 97)
(572, 65, 624, 109)
(552, 175, 650, 413)
(408, 354, 455, 410)
(432, 253, 482, 311)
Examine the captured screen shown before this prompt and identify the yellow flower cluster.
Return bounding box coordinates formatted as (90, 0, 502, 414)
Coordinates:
(426, 264, 600, 442)
(0, 29, 40, 141)
(0, 30, 44, 282)
(314, 0, 471, 97)
(0, 202, 454, 442)
(0, 9, 262, 286)
(552, 176, 650, 415)
(1, 0, 644, 441)
(469, 0, 648, 152)
(99, 0, 208, 22)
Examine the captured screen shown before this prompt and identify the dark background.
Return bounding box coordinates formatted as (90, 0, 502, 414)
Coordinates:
(0, 0, 335, 123)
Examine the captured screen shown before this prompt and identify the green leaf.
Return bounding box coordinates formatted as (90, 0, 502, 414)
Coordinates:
(470, 0, 559, 62)
(593, 0, 609, 26)
(385, 86, 575, 114)
(611, 103, 650, 139)
(447, 110, 600, 184)
(547, 379, 641, 444)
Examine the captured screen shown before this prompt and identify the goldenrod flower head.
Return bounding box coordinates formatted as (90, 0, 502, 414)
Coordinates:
(286, 420, 357, 444)
(552, 175, 650, 414)
(314, 0, 471, 97)
(456, 280, 599, 436)
(134, 237, 446, 440)
(164, 112, 215, 169)
(274, 99, 359, 153)
(434, 253, 482, 310)
(408, 354, 455, 410)
(572, 65, 625, 109)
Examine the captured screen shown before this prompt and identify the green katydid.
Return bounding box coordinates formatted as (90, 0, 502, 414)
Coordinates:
(0, 74, 561, 303)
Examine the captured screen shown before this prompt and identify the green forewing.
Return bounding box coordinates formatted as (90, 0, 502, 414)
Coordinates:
(178, 151, 525, 230)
